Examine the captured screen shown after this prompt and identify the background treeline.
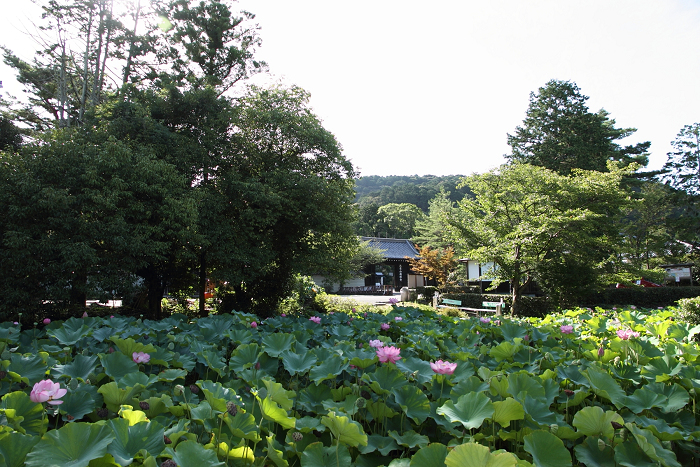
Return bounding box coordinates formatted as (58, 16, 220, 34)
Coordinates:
(0, 0, 358, 320)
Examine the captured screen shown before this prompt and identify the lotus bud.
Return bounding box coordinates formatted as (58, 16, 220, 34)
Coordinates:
(549, 424, 558, 434)
(597, 438, 606, 451)
(174, 384, 185, 396)
(598, 347, 605, 357)
(611, 421, 623, 430)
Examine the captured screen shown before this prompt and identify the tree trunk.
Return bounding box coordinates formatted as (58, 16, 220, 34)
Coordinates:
(78, 5, 94, 123)
(198, 250, 207, 317)
(122, 0, 141, 88)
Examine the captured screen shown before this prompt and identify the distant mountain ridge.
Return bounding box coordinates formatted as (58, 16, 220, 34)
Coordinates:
(354, 174, 469, 212)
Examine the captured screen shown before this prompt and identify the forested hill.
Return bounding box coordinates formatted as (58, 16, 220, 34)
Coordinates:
(354, 175, 469, 211)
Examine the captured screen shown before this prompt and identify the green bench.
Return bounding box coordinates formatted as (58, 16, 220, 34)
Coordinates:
(436, 298, 503, 316)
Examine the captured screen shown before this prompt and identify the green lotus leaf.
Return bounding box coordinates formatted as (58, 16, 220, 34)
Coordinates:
(388, 430, 429, 449)
(100, 352, 139, 381)
(395, 356, 434, 384)
(613, 438, 656, 467)
(507, 372, 546, 403)
(108, 337, 157, 359)
(119, 371, 158, 389)
(265, 434, 288, 467)
(262, 333, 297, 357)
(107, 418, 165, 466)
(625, 423, 681, 467)
(572, 406, 623, 438)
(523, 430, 572, 467)
(297, 383, 332, 412)
(59, 390, 96, 422)
(624, 387, 667, 414)
(359, 434, 399, 455)
(366, 400, 398, 420)
(321, 411, 368, 447)
(48, 319, 92, 346)
(394, 384, 431, 424)
(310, 354, 348, 384)
(261, 396, 296, 430)
(9, 354, 48, 385)
(281, 350, 317, 376)
(644, 382, 689, 413)
(224, 329, 253, 344)
(641, 356, 683, 382)
(157, 369, 187, 382)
(445, 442, 517, 467)
(24, 422, 115, 467)
(229, 343, 261, 371)
(163, 440, 225, 467)
(347, 348, 379, 370)
(522, 395, 557, 426)
(52, 355, 98, 382)
(1, 391, 48, 436)
(633, 416, 686, 441)
(301, 442, 351, 467)
(500, 322, 530, 341)
(573, 436, 616, 467)
(263, 379, 296, 411)
(437, 392, 494, 430)
(410, 443, 448, 467)
(0, 432, 40, 467)
(490, 341, 522, 362)
(97, 382, 144, 413)
(493, 397, 524, 428)
(583, 367, 627, 409)
(451, 376, 490, 398)
(364, 363, 408, 395)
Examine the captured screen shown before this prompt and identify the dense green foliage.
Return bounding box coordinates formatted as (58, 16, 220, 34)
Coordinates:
(1, 306, 699, 466)
(448, 163, 632, 315)
(0, 0, 358, 320)
(505, 80, 650, 175)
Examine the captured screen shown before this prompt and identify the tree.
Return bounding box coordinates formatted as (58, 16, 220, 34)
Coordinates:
(506, 80, 650, 175)
(662, 123, 700, 195)
(204, 85, 358, 318)
(376, 203, 425, 238)
(447, 163, 631, 315)
(412, 189, 455, 249)
(406, 245, 459, 291)
(0, 121, 197, 317)
(0, 116, 22, 151)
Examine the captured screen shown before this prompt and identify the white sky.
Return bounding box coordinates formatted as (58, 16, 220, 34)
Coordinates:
(2, 0, 700, 177)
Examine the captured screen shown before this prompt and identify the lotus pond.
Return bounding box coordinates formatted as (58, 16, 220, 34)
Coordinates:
(0, 305, 699, 466)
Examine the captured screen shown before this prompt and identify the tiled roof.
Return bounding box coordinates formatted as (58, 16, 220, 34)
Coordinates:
(361, 237, 419, 260)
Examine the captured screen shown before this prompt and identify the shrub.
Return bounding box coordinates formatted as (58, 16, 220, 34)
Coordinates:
(674, 296, 700, 327)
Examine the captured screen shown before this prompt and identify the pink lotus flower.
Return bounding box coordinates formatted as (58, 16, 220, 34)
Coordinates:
(376, 346, 401, 364)
(82, 311, 88, 318)
(480, 317, 491, 324)
(250, 321, 258, 328)
(280, 314, 286, 317)
(380, 323, 390, 330)
(630, 305, 636, 310)
(132, 352, 150, 364)
(430, 360, 457, 375)
(309, 316, 321, 324)
(394, 316, 403, 321)
(388, 297, 399, 305)
(616, 329, 640, 340)
(560, 325, 574, 334)
(30, 379, 67, 405)
(598, 347, 605, 357)
(42, 318, 51, 325)
(369, 339, 384, 349)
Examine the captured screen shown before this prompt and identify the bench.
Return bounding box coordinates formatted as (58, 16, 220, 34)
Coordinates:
(436, 298, 503, 317)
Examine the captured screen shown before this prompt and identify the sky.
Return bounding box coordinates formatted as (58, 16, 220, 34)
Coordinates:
(2, 0, 700, 177)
